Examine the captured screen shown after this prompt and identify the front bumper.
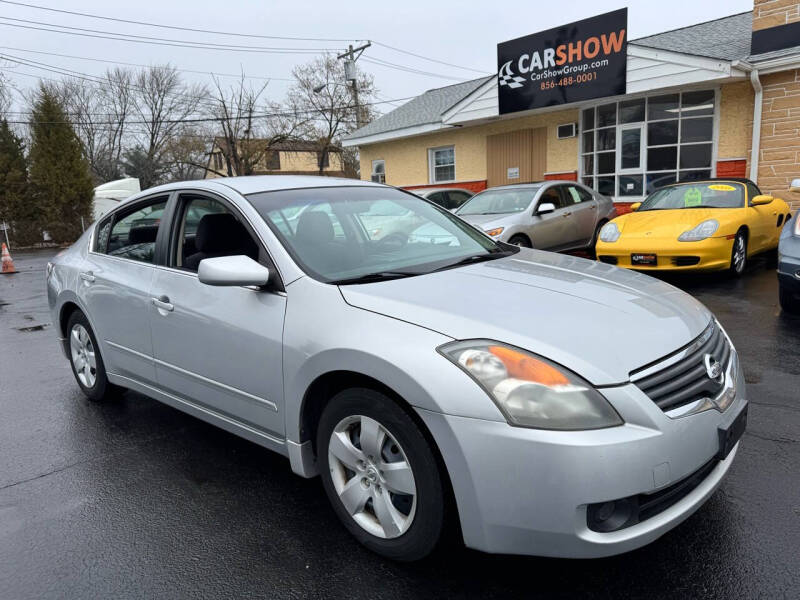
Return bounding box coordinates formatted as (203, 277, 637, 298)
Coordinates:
(778, 254, 800, 294)
(596, 236, 733, 271)
(417, 353, 747, 557)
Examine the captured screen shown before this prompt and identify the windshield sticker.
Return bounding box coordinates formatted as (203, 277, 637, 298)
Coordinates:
(708, 184, 737, 192)
(683, 188, 703, 207)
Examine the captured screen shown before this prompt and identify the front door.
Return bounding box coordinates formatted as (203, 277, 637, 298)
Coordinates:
(148, 192, 286, 437)
(80, 195, 170, 384)
(529, 185, 575, 250)
(616, 123, 645, 203)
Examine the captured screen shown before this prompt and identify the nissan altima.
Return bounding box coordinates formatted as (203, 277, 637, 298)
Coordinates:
(47, 176, 747, 561)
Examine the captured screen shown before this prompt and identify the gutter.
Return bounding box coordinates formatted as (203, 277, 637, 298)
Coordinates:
(733, 60, 762, 183)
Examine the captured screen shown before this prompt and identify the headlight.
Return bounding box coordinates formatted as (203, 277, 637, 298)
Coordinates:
(678, 219, 719, 242)
(599, 222, 620, 243)
(439, 340, 623, 430)
(485, 227, 504, 237)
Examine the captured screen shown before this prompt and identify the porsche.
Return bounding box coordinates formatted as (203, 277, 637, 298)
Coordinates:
(595, 178, 792, 275)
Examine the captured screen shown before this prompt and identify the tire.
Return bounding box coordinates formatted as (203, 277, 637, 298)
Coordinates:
(779, 284, 800, 314)
(729, 230, 747, 277)
(589, 220, 607, 259)
(66, 310, 120, 402)
(317, 388, 445, 561)
(508, 234, 532, 248)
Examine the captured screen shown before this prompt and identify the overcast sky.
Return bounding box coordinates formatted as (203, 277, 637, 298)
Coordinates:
(0, 0, 753, 113)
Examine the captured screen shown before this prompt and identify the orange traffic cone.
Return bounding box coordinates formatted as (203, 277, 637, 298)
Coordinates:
(1, 243, 17, 274)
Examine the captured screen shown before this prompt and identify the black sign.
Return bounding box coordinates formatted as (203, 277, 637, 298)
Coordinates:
(497, 9, 628, 115)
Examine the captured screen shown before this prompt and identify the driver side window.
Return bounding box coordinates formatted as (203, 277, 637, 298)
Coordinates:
(173, 196, 260, 272)
(538, 187, 563, 211)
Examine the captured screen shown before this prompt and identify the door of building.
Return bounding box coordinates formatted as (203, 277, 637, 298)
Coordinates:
(486, 128, 547, 187)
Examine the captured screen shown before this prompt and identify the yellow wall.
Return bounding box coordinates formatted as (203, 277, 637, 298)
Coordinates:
(359, 108, 580, 186)
(206, 147, 343, 179)
(718, 82, 754, 160)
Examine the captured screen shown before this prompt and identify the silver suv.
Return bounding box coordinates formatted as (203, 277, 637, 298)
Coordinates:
(48, 176, 747, 561)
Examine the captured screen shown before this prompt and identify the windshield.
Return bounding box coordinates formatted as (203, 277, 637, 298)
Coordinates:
(248, 186, 511, 283)
(456, 187, 541, 215)
(639, 182, 745, 211)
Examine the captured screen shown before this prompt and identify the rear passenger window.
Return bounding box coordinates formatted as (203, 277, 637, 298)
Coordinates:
(105, 198, 167, 264)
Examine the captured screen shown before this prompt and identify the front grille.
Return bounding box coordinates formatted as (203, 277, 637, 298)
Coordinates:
(631, 321, 732, 412)
(671, 256, 700, 266)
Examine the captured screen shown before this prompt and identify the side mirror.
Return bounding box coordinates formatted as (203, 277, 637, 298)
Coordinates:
(198, 255, 270, 287)
(630, 202, 642, 211)
(751, 194, 774, 206)
(790, 178, 800, 192)
(537, 202, 556, 215)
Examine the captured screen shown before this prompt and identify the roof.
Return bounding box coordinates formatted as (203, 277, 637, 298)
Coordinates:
(631, 12, 753, 61)
(344, 76, 491, 141)
(347, 11, 800, 144)
(141, 175, 380, 198)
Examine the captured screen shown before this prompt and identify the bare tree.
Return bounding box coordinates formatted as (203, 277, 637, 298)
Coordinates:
(0, 71, 12, 118)
(128, 65, 207, 188)
(207, 73, 306, 177)
(288, 54, 377, 177)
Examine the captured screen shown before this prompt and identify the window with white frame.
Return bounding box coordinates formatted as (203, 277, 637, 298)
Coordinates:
(580, 90, 715, 200)
(371, 159, 385, 183)
(429, 146, 455, 183)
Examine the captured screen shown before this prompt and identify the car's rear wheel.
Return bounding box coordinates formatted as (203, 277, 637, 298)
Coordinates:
(729, 230, 747, 277)
(317, 388, 445, 561)
(779, 284, 800, 314)
(66, 310, 119, 402)
(508, 234, 532, 248)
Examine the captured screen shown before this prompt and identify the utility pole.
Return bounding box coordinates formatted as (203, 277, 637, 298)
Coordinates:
(337, 42, 371, 129)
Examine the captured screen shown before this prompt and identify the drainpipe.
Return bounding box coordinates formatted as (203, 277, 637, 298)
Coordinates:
(749, 68, 762, 184)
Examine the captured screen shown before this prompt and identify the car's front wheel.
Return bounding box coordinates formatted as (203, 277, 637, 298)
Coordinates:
(317, 388, 445, 561)
(779, 284, 800, 314)
(66, 310, 120, 402)
(508, 234, 532, 248)
(730, 230, 747, 277)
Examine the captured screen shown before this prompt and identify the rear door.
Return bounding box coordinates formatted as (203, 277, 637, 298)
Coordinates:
(529, 185, 575, 250)
(80, 194, 170, 384)
(148, 190, 286, 437)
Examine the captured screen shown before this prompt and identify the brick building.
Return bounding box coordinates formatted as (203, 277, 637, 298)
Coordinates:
(344, 0, 800, 212)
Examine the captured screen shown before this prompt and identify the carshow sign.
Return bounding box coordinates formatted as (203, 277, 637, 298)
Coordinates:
(497, 9, 628, 115)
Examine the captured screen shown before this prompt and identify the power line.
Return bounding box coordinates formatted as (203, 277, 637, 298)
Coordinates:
(0, 0, 487, 75)
(0, 46, 294, 82)
(371, 41, 487, 75)
(0, 17, 342, 54)
(361, 56, 468, 81)
(0, 0, 359, 43)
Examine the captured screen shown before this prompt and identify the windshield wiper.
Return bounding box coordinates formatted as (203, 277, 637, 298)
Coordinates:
(432, 250, 515, 272)
(332, 271, 420, 285)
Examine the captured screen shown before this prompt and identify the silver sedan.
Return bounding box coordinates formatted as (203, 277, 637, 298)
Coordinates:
(455, 181, 616, 251)
(47, 176, 747, 561)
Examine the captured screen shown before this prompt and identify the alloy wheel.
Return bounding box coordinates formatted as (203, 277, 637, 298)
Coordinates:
(70, 323, 97, 388)
(328, 415, 417, 539)
(733, 235, 746, 274)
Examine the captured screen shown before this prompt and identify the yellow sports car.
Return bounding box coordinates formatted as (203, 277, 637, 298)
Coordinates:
(595, 178, 792, 276)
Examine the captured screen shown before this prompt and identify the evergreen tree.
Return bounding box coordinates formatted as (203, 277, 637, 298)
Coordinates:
(28, 86, 94, 243)
(0, 120, 36, 245)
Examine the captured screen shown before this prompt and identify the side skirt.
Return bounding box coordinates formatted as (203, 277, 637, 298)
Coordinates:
(108, 372, 288, 457)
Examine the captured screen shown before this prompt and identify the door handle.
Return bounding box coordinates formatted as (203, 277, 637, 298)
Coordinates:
(563, 212, 572, 218)
(589, 204, 597, 210)
(79, 271, 95, 283)
(151, 296, 174, 312)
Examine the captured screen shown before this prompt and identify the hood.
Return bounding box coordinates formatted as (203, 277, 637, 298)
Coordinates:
(340, 250, 711, 385)
(457, 212, 520, 230)
(617, 208, 736, 240)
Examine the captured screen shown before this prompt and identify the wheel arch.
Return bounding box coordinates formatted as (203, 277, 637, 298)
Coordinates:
(297, 368, 460, 534)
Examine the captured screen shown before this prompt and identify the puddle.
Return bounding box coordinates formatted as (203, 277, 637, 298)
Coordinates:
(16, 324, 48, 332)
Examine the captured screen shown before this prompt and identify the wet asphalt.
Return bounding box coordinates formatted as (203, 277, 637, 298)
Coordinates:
(1, 249, 798, 600)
